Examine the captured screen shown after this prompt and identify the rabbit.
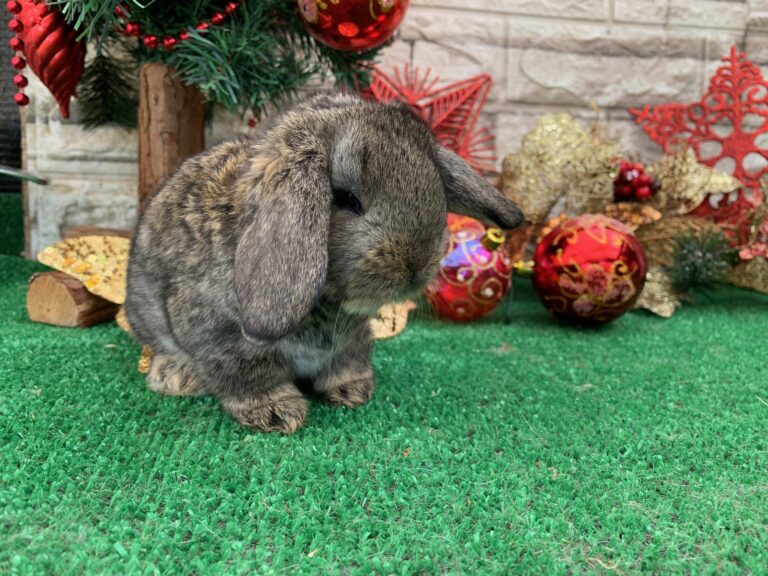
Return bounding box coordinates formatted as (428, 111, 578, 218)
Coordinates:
(124, 93, 524, 434)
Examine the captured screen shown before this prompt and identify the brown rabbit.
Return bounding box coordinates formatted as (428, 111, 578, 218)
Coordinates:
(125, 94, 523, 433)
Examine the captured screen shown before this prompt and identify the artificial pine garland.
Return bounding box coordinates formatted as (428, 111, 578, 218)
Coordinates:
(77, 42, 138, 129)
(52, 0, 384, 126)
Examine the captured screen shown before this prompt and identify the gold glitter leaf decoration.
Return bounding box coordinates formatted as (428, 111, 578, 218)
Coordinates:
(500, 113, 622, 223)
(635, 216, 723, 268)
(728, 259, 768, 294)
(370, 302, 417, 340)
(603, 202, 663, 231)
(647, 149, 742, 215)
(37, 235, 130, 304)
(634, 265, 681, 318)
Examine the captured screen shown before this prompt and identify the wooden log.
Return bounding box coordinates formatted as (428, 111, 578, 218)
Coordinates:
(62, 226, 133, 240)
(26, 271, 119, 328)
(138, 62, 205, 212)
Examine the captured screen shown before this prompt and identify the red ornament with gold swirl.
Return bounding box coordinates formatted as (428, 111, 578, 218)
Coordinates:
(533, 214, 647, 325)
(425, 220, 512, 322)
(296, 0, 409, 52)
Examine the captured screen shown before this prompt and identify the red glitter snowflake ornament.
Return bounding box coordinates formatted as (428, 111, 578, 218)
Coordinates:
(364, 65, 495, 173)
(631, 46, 768, 244)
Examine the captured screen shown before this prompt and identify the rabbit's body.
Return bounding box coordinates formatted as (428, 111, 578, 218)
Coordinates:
(126, 94, 523, 433)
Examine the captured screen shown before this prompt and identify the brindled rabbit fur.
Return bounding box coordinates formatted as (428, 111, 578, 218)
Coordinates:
(125, 94, 523, 433)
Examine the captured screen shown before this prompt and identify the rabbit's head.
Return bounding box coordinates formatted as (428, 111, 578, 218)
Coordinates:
(235, 95, 523, 340)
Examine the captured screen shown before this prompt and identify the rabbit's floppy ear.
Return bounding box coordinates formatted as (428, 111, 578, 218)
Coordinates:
(436, 146, 524, 229)
(235, 152, 331, 340)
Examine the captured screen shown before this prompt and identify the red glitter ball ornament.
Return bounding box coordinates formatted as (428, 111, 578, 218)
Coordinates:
(297, 0, 409, 52)
(14, 92, 29, 106)
(425, 222, 513, 322)
(533, 215, 647, 326)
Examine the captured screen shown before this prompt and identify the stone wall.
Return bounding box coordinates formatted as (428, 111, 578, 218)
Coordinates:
(22, 0, 768, 255)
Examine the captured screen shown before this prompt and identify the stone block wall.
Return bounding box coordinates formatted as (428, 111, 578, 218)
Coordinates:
(22, 0, 768, 255)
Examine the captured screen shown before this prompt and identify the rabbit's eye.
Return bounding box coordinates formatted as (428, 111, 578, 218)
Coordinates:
(332, 188, 364, 215)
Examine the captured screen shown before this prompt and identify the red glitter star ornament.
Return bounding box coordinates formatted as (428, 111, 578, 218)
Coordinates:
(364, 65, 495, 172)
(631, 46, 768, 244)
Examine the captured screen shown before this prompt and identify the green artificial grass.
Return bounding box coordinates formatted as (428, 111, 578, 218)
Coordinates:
(1, 254, 767, 574)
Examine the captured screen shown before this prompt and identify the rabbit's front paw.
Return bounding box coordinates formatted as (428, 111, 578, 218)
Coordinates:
(321, 374, 375, 409)
(221, 384, 308, 434)
(147, 354, 207, 397)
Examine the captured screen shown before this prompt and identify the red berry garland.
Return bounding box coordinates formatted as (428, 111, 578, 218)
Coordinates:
(613, 160, 661, 202)
(115, 1, 242, 52)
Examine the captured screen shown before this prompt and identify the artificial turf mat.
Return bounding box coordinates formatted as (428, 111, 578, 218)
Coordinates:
(1, 253, 767, 575)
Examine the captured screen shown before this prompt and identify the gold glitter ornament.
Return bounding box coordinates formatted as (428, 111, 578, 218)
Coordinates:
(603, 202, 663, 231)
(635, 216, 723, 268)
(646, 148, 742, 215)
(37, 235, 130, 304)
(728, 258, 768, 294)
(634, 265, 682, 318)
(500, 113, 622, 224)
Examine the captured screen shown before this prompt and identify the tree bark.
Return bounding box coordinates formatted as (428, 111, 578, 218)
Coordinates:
(26, 271, 119, 327)
(138, 63, 205, 212)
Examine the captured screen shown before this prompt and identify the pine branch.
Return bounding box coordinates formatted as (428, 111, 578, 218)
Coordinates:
(669, 231, 738, 293)
(78, 43, 138, 130)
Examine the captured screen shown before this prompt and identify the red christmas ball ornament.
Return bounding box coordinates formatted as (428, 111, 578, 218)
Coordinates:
(12, 73, 27, 87)
(211, 12, 226, 26)
(179, 31, 190, 42)
(225, 1, 239, 14)
(6, 1, 22, 15)
(533, 215, 647, 326)
(196, 21, 210, 32)
(297, 0, 409, 52)
(14, 92, 29, 106)
(8, 18, 23, 32)
(425, 224, 513, 322)
(143, 35, 159, 49)
(9, 36, 23, 50)
(162, 36, 177, 51)
(13, 0, 86, 118)
(11, 55, 25, 69)
(123, 22, 142, 36)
